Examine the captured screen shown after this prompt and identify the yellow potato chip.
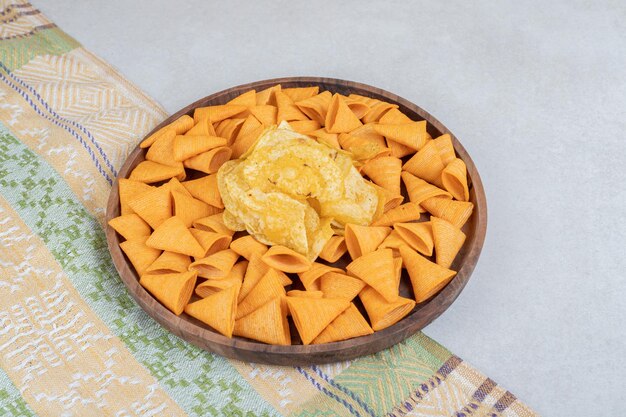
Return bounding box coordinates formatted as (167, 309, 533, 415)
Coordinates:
(193, 104, 247, 124)
(387, 138, 415, 158)
(120, 237, 161, 276)
(230, 235, 268, 260)
(118, 179, 154, 215)
(140, 125, 174, 149)
(189, 248, 240, 279)
(195, 260, 247, 298)
(286, 290, 324, 298)
(182, 174, 223, 208)
(249, 105, 278, 126)
(146, 128, 179, 167)
(289, 119, 321, 134)
(370, 183, 404, 213)
(108, 214, 151, 241)
(172, 190, 217, 228)
(320, 271, 365, 301)
(173, 134, 227, 162)
(371, 202, 423, 227)
(262, 245, 312, 273)
(325, 93, 363, 133)
(286, 296, 350, 345)
(256, 84, 281, 106)
(346, 248, 398, 303)
(359, 286, 415, 331)
(231, 124, 264, 159)
(227, 89, 257, 107)
(433, 134, 456, 166)
(129, 160, 185, 183)
(189, 228, 232, 257)
(309, 128, 340, 149)
(192, 213, 235, 237)
(146, 251, 191, 274)
(183, 146, 232, 174)
(282, 86, 319, 103)
(298, 262, 344, 291)
(236, 268, 286, 319)
(295, 91, 332, 125)
(441, 158, 469, 201)
(378, 108, 413, 124)
(403, 140, 446, 187)
(233, 297, 291, 345)
(318, 235, 348, 263)
(146, 216, 205, 258)
(312, 303, 373, 344)
(394, 222, 434, 256)
(399, 246, 456, 303)
(401, 172, 452, 206)
(185, 283, 240, 337)
(361, 101, 399, 124)
(431, 216, 466, 269)
(127, 185, 172, 229)
(141, 270, 197, 315)
(360, 156, 402, 195)
(421, 197, 474, 229)
(214, 118, 246, 145)
(276, 90, 309, 122)
(344, 224, 391, 260)
(374, 121, 428, 151)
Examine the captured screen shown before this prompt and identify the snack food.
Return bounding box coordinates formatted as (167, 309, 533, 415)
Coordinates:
(109, 84, 474, 345)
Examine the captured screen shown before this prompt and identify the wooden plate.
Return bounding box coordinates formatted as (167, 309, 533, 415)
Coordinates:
(105, 77, 487, 365)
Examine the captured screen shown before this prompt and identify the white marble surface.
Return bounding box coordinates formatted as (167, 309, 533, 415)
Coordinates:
(35, 1, 626, 415)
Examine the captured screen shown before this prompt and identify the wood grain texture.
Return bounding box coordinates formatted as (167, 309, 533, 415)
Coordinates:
(105, 77, 487, 365)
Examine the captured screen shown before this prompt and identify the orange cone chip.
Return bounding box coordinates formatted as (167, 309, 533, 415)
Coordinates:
(127, 185, 172, 229)
(231, 125, 264, 159)
(431, 216, 466, 269)
(234, 297, 291, 345)
(236, 268, 286, 319)
(140, 125, 174, 149)
(189, 249, 240, 279)
(108, 214, 151, 241)
(379, 108, 413, 124)
(256, 84, 281, 106)
(193, 104, 247, 124)
(189, 228, 232, 257)
(283, 86, 319, 103)
(239, 253, 270, 301)
(433, 134, 456, 166)
(262, 245, 312, 273)
(298, 262, 344, 291)
(318, 236, 348, 263)
(185, 284, 239, 337)
(309, 129, 340, 149)
(120, 237, 161, 276)
(320, 272, 366, 301)
(169, 115, 194, 134)
(421, 197, 474, 229)
(338, 133, 390, 161)
(387, 139, 415, 158)
(166, 177, 192, 198)
(118, 179, 154, 215)
(374, 121, 429, 150)
(286, 290, 324, 298)
(325, 94, 363, 133)
(393, 257, 403, 289)
(343, 95, 370, 119)
(230, 235, 268, 260)
(236, 114, 263, 141)
(193, 213, 235, 237)
(275, 90, 309, 122)
(287, 296, 350, 345)
(227, 89, 257, 107)
(195, 260, 247, 298)
(361, 101, 398, 124)
(394, 222, 434, 257)
(129, 160, 185, 183)
(441, 158, 470, 201)
(289, 119, 321, 134)
(295, 91, 332, 125)
(399, 246, 456, 303)
(401, 172, 452, 206)
(146, 128, 179, 167)
(359, 286, 415, 331)
(360, 156, 402, 195)
(146, 251, 191, 274)
(183, 146, 232, 174)
(371, 183, 404, 213)
(344, 224, 391, 260)
(214, 118, 246, 145)
(173, 134, 227, 161)
(347, 248, 398, 302)
(249, 105, 278, 126)
(372, 202, 424, 227)
(140, 270, 197, 315)
(403, 140, 446, 187)
(184, 119, 213, 137)
(146, 216, 205, 258)
(347, 93, 382, 107)
(172, 190, 216, 228)
(378, 230, 410, 255)
(312, 303, 373, 344)
(181, 174, 223, 208)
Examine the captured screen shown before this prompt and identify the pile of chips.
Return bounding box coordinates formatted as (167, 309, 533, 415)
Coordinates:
(108, 85, 474, 345)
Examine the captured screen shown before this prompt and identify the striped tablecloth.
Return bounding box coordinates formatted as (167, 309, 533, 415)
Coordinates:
(0, 1, 538, 416)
